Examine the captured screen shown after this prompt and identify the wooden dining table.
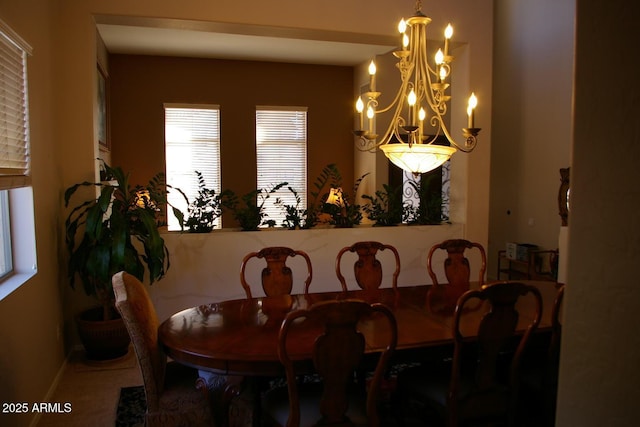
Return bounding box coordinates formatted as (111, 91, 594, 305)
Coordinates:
(159, 280, 562, 377)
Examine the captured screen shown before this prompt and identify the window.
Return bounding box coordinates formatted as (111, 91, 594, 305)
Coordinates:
(256, 107, 307, 227)
(0, 22, 30, 185)
(386, 134, 450, 224)
(0, 18, 36, 298)
(401, 162, 450, 223)
(164, 104, 221, 231)
(0, 191, 11, 277)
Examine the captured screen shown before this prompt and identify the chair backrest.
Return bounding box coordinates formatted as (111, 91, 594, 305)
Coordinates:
(546, 284, 565, 381)
(550, 285, 564, 356)
(427, 239, 487, 287)
(278, 299, 398, 427)
(240, 246, 313, 299)
(335, 241, 401, 292)
(449, 281, 542, 427)
(113, 271, 166, 412)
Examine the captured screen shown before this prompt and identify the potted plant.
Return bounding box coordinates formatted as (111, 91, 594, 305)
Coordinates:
(404, 173, 449, 225)
(184, 170, 222, 233)
(305, 163, 341, 228)
(274, 186, 308, 229)
(362, 183, 405, 226)
(311, 163, 368, 228)
(221, 182, 288, 231)
(64, 161, 185, 360)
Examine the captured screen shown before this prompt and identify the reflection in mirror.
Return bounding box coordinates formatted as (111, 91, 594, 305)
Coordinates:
(558, 167, 570, 226)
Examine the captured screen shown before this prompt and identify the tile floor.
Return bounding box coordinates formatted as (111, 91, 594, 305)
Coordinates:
(37, 348, 142, 427)
(35, 349, 546, 427)
(35, 348, 412, 427)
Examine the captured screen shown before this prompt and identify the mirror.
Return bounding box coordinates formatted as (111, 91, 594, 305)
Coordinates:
(558, 167, 570, 226)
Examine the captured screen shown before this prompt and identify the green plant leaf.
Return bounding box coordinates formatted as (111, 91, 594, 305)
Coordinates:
(64, 159, 186, 318)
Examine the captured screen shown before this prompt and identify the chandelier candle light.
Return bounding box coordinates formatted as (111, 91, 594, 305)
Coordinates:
(354, 0, 481, 174)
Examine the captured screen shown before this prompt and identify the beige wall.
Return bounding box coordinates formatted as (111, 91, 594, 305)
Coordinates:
(556, 0, 640, 425)
(108, 54, 355, 214)
(489, 0, 574, 279)
(0, 1, 65, 426)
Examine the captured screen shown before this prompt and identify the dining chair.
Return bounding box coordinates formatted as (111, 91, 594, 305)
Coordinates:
(112, 271, 216, 427)
(396, 280, 543, 427)
(519, 284, 565, 426)
(426, 239, 487, 288)
(335, 241, 401, 292)
(261, 299, 398, 427)
(240, 246, 313, 298)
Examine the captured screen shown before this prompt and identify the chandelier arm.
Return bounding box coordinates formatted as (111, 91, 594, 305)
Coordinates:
(425, 64, 447, 117)
(419, 58, 446, 137)
(372, 57, 414, 123)
(417, 45, 432, 108)
(356, 83, 407, 152)
(371, 66, 414, 148)
(435, 78, 448, 115)
(417, 28, 443, 120)
(429, 115, 443, 135)
(377, 93, 408, 146)
(439, 121, 478, 152)
(375, 75, 409, 114)
(413, 30, 422, 101)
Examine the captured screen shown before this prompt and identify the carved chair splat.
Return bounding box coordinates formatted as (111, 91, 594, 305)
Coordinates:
(427, 239, 487, 289)
(335, 241, 401, 292)
(240, 246, 313, 299)
(263, 299, 398, 427)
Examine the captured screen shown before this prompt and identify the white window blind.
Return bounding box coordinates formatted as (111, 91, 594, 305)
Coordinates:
(164, 104, 221, 231)
(256, 107, 307, 227)
(0, 19, 32, 190)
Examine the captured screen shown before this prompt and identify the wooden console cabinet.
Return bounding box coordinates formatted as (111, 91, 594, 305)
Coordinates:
(497, 249, 558, 281)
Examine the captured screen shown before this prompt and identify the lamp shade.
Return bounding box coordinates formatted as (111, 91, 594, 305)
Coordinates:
(380, 143, 456, 174)
(326, 187, 345, 207)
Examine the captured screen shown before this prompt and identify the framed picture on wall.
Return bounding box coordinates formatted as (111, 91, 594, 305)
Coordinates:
(97, 64, 110, 150)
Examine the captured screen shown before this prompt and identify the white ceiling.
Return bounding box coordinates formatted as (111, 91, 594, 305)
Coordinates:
(97, 19, 397, 66)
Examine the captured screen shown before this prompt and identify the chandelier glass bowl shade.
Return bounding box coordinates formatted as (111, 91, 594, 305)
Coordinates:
(354, 0, 481, 174)
(380, 143, 456, 174)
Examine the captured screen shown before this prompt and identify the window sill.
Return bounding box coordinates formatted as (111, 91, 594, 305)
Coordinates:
(0, 269, 37, 301)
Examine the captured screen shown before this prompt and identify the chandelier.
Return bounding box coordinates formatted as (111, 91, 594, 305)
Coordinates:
(354, 0, 480, 174)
